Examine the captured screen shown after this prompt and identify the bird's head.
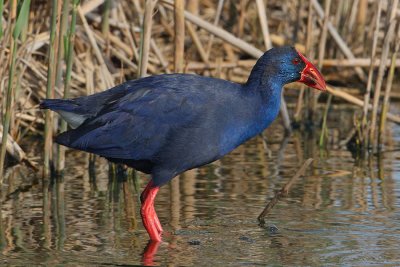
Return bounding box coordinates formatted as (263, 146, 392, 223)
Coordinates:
(248, 46, 326, 91)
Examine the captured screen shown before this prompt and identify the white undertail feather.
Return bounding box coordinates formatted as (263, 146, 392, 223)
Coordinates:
(57, 110, 86, 129)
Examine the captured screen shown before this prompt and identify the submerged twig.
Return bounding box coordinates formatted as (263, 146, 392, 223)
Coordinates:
(258, 158, 313, 224)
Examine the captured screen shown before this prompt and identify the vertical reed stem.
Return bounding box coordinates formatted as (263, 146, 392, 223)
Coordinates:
(369, 0, 398, 149)
(57, 0, 79, 173)
(0, 0, 4, 39)
(318, 0, 331, 147)
(44, 0, 59, 177)
(0, 0, 30, 182)
(0, 41, 17, 184)
(174, 0, 185, 73)
(361, 0, 382, 150)
(54, 0, 69, 173)
(102, 0, 111, 35)
(138, 0, 157, 77)
(356, 0, 368, 47)
(305, 0, 315, 122)
(378, 22, 400, 145)
(205, 0, 224, 57)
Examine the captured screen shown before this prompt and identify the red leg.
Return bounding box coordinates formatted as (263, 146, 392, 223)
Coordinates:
(141, 181, 163, 241)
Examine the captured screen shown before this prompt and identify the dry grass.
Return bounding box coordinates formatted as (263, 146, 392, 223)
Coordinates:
(0, 0, 399, 174)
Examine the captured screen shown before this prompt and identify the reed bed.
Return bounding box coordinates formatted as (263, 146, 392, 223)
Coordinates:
(0, 0, 399, 177)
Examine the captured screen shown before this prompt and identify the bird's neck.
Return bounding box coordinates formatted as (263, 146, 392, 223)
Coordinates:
(240, 77, 283, 132)
(243, 70, 284, 110)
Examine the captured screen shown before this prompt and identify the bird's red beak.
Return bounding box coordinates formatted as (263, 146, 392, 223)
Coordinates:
(297, 51, 326, 91)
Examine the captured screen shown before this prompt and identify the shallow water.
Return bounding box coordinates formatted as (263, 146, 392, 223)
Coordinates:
(1, 108, 400, 266)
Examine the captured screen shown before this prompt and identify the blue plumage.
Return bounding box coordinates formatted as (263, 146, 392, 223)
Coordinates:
(41, 46, 309, 186)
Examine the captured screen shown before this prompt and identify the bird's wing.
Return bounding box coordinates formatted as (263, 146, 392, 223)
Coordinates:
(55, 85, 209, 160)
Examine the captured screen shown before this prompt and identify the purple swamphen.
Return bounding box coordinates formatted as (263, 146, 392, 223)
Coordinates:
(40, 46, 326, 242)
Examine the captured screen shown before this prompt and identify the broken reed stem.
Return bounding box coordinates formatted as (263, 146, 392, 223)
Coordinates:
(369, 0, 398, 149)
(43, 0, 58, 178)
(258, 158, 313, 224)
(174, 0, 185, 73)
(379, 22, 400, 145)
(361, 0, 383, 148)
(138, 0, 157, 77)
(57, 0, 79, 174)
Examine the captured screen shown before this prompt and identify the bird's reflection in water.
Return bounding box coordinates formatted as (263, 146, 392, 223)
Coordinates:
(142, 240, 160, 266)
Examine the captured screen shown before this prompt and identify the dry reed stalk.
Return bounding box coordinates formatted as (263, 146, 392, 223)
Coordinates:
(369, 0, 398, 149)
(101, 0, 111, 35)
(138, 0, 157, 77)
(356, 0, 368, 46)
(0, 0, 18, 181)
(116, 3, 139, 61)
(256, 0, 291, 132)
(311, 0, 366, 81)
(57, 0, 79, 173)
(205, 0, 224, 57)
(256, 0, 272, 50)
(317, 0, 331, 70)
(361, 0, 383, 149)
(326, 85, 400, 124)
(174, 0, 185, 73)
(304, 0, 316, 121)
(54, 0, 68, 95)
(293, 0, 306, 124)
(0, 0, 3, 39)
(186, 22, 208, 63)
(318, 0, 332, 147)
(55, 0, 69, 173)
(80, 0, 104, 14)
(321, 58, 400, 67)
(78, 5, 114, 87)
(161, 0, 263, 58)
(378, 21, 400, 145)
(150, 39, 170, 73)
(345, 0, 359, 45)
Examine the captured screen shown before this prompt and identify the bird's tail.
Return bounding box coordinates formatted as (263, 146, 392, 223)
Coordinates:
(39, 99, 76, 112)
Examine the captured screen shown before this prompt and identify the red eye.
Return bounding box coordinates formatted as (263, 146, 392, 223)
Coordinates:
(292, 58, 300, 65)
